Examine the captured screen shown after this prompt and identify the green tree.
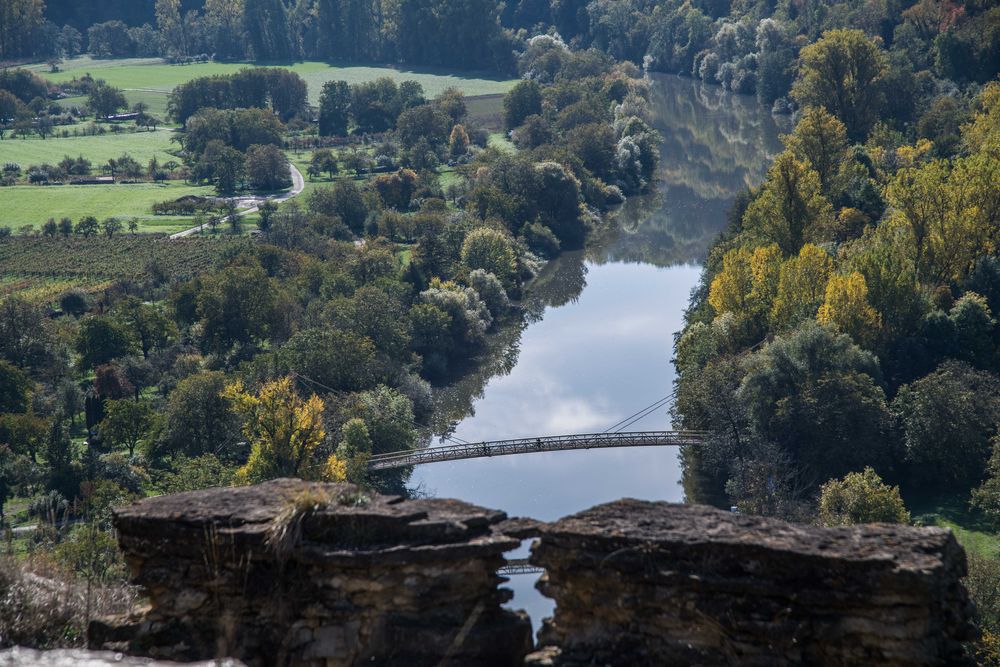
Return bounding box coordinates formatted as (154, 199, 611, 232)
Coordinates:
(818, 467, 910, 526)
(310, 149, 339, 180)
(397, 103, 451, 150)
(115, 298, 175, 359)
(75, 216, 100, 237)
(460, 228, 518, 289)
(102, 217, 123, 239)
(334, 418, 374, 485)
(155, 371, 241, 461)
(197, 263, 279, 352)
(245, 144, 291, 191)
(0, 360, 30, 413)
(893, 361, 1000, 492)
(504, 80, 543, 130)
(783, 106, 850, 197)
(87, 83, 128, 120)
(740, 322, 895, 484)
(213, 145, 246, 195)
(277, 328, 379, 392)
(791, 29, 888, 140)
(99, 400, 154, 457)
(348, 386, 417, 460)
(75, 317, 134, 370)
(318, 80, 351, 136)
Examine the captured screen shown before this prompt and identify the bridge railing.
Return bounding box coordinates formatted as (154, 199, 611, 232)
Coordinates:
(368, 430, 707, 471)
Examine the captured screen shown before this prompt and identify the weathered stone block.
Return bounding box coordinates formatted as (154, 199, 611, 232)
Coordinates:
(526, 499, 977, 667)
(91, 479, 531, 667)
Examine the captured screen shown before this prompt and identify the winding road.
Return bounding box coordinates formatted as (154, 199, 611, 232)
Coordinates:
(169, 163, 305, 239)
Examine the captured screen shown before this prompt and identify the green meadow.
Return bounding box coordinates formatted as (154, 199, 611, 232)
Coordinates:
(32, 57, 517, 121)
(2, 182, 216, 233)
(0, 128, 180, 168)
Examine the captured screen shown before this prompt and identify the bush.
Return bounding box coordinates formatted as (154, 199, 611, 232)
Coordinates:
(817, 467, 910, 526)
(521, 221, 561, 258)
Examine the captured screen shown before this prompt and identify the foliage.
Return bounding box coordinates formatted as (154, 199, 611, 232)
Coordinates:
(816, 273, 882, 348)
(460, 228, 518, 289)
(791, 29, 888, 140)
(99, 399, 154, 457)
(74, 317, 133, 370)
(155, 454, 234, 494)
(818, 467, 910, 526)
(892, 362, 1000, 493)
(741, 153, 833, 255)
(154, 371, 241, 462)
(226, 377, 326, 485)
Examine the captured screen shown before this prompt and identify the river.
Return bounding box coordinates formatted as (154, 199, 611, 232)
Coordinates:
(413, 74, 787, 631)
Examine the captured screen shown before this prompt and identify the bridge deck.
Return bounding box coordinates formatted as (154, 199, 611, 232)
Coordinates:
(498, 559, 544, 577)
(368, 430, 706, 471)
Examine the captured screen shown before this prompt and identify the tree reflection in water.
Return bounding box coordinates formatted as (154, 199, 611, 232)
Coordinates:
(413, 75, 786, 492)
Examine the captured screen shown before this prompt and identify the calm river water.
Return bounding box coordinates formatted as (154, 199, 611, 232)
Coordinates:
(413, 74, 787, 630)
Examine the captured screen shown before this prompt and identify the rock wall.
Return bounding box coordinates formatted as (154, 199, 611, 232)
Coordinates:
(525, 499, 977, 667)
(94, 484, 978, 666)
(90, 479, 531, 667)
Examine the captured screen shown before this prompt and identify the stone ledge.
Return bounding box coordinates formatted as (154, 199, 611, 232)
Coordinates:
(528, 499, 976, 667)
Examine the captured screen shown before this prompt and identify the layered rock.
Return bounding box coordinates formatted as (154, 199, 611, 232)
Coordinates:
(90, 479, 531, 666)
(526, 499, 976, 667)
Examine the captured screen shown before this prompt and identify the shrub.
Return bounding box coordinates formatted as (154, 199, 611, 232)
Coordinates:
(818, 467, 910, 526)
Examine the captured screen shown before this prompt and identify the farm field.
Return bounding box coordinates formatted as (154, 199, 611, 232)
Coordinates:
(0, 182, 217, 233)
(0, 127, 180, 168)
(32, 58, 518, 120)
(0, 236, 252, 301)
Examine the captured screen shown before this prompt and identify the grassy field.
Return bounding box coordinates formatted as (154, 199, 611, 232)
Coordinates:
(0, 182, 217, 233)
(913, 499, 1000, 559)
(33, 58, 517, 121)
(0, 128, 180, 169)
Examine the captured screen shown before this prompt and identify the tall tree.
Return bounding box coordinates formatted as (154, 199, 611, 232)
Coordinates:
(318, 80, 351, 136)
(244, 0, 294, 60)
(742, 152, 834, 256)
(155, 0, 188, 57)
(226, 377, 327, 484)
(791, 29, 888, 140)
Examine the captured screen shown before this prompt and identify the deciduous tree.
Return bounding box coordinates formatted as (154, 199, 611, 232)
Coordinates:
(226, 377, 326, 484)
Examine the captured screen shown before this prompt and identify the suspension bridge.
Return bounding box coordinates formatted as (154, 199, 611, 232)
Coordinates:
(287, 370, 700, 473)
(367, 429, 706, 470)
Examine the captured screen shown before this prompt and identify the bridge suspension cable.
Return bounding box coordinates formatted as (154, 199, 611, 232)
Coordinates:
(288, 370, 471, 452)
(603, 390, 677, 433)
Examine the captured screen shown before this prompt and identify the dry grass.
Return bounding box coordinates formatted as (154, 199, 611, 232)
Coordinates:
(0, 555, 135, 649)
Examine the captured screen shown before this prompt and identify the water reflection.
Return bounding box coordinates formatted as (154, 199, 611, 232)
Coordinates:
(412, 76, 785, 631)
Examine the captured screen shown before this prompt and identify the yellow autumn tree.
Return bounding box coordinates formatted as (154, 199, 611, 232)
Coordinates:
(770, 243, 834, 331)
(886, 157, 992, 283)
(708, 244, 782, 322)
(963, 81, 1000, 159)
(817, 272, 882, 348)
(225, 377, 329, 485)
(741, 152, 835, 255)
